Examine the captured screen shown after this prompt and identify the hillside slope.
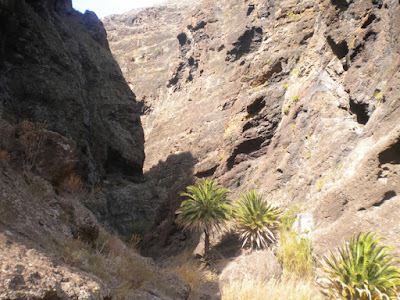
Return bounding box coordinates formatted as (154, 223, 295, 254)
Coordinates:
(104, 0, 400, 256)
(0, 0, 189, 298)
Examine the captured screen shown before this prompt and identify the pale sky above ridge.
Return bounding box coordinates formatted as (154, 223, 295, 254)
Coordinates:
(72, 0, 167, 19)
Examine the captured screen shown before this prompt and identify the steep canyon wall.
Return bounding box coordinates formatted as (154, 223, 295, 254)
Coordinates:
(104, 0, 400, 255)
(0, 1, 184, 297)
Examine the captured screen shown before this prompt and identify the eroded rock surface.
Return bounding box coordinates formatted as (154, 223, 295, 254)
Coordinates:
(0, 0, 189, 298)
(219, 249, 282, 287)
(104, 0, 400, 256)
(0, 0, 169, 241)
(0, 0, 144, 186)
(0, 231, 105, 299)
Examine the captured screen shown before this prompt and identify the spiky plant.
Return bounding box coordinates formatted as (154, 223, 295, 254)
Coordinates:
(234, 190, 281, 249)
(319, 232, 400, 299)
(175, 179, 231, 258)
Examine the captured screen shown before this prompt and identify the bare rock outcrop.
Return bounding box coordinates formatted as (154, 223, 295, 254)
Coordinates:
(0, 0, 144, 186)
(104, 0, 400, 256)
(0, 231, 106, 299)
(0, 0, 167, 239)
(219, 250, 282, 287)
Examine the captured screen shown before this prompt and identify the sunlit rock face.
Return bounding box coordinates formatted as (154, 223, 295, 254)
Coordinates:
(105, 0, 400, 256)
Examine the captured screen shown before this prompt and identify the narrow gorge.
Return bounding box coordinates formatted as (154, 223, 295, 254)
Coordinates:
(1, 0, 400, 298)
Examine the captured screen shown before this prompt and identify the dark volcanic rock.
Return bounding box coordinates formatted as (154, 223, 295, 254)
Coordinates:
(33, 130, 78, 184)
(0, 0, 144, 186)
(0, 1, 191, 298)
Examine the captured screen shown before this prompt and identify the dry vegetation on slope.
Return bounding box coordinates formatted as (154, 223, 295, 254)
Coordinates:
(0, 0, 189, 298)
(0, 116, 190, 298)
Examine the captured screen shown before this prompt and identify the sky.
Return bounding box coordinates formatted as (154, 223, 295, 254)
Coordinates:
(72, 0, 167, 19)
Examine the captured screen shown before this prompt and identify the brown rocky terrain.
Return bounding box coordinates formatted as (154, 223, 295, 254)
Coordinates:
(0, 0, 189, 298)
(1, 0, 400, 298)
(104, 0, 400, 259)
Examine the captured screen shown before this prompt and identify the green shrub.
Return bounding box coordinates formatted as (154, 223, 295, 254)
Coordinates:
(280, 203, 305, 231)
(287, 11, 301, 21)
(233, 190, 281, 249)
(120, 220, 151, 245)
(319, 232, 400, 299)
(291, 95, 300, 102)
(283, 107, 290, 115)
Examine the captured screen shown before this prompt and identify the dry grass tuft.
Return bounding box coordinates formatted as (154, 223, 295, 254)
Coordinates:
(20, 120, 46, 172)
(0, 148, 10, 168)
(221, 277, 323, 300)
(172, 250, 218, 296)
(49, 228, 153, 297)
(277, 229, 314, 280)
(277, 203, 314, 280)
(59, 173, 87, 195)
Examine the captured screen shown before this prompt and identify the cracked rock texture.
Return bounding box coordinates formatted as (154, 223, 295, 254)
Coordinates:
(0, 0, 190, 298)
(0, 0, 144, 186)
(0, 0, 165, 238)
(104, 0, 400, 256)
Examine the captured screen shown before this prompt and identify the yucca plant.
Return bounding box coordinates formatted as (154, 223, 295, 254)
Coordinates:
(234, 190, 281, 249)
(176, 179, 231, 258)
(319, 232, 400, 299)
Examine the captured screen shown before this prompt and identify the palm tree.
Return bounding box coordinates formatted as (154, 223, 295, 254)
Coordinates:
(319, 232, 400, 299)
(234, 190, 281, 249)
(176, 179, 231, 258)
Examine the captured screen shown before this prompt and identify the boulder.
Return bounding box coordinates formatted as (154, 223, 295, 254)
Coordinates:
(219, 250, 282, 287)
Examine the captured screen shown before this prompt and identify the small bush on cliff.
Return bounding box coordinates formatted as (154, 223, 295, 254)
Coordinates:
(59, 173, 87, 195)
(233, 190, 281, 249)
(0, 148, 10, 169)
(319, 232, 400, 299)
(176, 179, 231, 258)
(20, 120, 46, 173)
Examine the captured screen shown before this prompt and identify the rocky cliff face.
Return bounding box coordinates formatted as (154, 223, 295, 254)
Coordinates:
(0, 0, 191, 298)
(0, 0, 165, 235)
(0, 0, 144, 185)
(104, 0, 400, 256)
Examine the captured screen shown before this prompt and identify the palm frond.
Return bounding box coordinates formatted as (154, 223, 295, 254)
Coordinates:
(319, 232, 400, 299)
(233, 190, 281, 249)
(175, 179, 231, 233)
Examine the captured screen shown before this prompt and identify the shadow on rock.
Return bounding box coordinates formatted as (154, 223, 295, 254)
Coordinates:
(141, 152, 198, 259)
(212, 231, 243, 260)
